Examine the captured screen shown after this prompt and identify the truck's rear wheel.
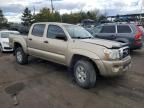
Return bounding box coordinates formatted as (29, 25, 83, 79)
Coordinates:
(15, 47, 28, 65)
(74, 59, 96, 89)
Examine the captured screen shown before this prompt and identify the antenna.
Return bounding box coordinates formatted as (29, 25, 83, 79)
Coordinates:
(140, 0, 144, 21)
(51, 0, 54, 13)
(33, 6, 36, 16)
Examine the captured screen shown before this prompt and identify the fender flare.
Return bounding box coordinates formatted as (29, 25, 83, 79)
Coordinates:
(67, 49, 101, 66)
(13, 40, 27, 54)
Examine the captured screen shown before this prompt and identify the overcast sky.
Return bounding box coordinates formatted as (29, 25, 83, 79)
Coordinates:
(0, 0, 143, 22)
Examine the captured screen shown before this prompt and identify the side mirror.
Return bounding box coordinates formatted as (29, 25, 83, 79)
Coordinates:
(56, 34, 67, 41)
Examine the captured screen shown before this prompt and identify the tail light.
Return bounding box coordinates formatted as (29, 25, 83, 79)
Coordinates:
(135, 32, 142, 40)
(135, 26, 142, 40)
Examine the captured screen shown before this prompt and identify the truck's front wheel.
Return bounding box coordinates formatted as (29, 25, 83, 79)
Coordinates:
(74, 59, 96, 89)
(15, 47, 28, 65)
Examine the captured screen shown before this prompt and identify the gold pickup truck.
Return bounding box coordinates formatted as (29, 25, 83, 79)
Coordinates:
(9, 22, 131, 88)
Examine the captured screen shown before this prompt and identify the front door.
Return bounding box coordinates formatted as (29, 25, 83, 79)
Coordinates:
(41, 24, 68, 65)
(95, 25, 116, 40)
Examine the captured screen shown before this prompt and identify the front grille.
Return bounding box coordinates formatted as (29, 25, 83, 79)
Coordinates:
(123, 48, 129, 58)
(4, 47, 12, 50)
(119, 47, 129, 59)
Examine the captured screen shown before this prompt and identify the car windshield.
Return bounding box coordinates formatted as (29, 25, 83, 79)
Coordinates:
(1, 32, 19, 38)
(64, 25, 93, 39)
(93, 26, 102, 33)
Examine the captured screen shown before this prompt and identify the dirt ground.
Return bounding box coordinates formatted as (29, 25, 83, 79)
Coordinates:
(0, 49, 144, 108)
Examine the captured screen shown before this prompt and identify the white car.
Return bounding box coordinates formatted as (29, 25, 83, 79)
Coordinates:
(0, 30, 20, 52)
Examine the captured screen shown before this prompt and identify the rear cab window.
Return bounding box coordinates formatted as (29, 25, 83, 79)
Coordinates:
(100, 25, 116, 33)
(31, 24, 46, 37)
(117, 25, 132, 33)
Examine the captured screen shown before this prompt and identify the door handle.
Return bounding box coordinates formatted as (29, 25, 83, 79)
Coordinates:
(111, 35, 116, 39)
(29, 38, 32, 41)
(43, 41, 48, 43)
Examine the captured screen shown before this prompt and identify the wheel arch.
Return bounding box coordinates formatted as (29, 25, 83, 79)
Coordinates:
(69, 54, 100, 75)
(13, 42, 26, 55)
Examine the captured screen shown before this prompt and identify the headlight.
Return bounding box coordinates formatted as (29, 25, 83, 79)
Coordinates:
(104, 49, 120, 60)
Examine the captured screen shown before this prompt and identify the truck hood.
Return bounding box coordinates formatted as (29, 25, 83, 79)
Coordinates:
(80, 38, 127, 49)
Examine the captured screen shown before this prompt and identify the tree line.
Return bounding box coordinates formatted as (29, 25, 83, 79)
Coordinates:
(0, 7, 106, 29)
(21, 7, 106, 27)
(0, 9, 8, 29)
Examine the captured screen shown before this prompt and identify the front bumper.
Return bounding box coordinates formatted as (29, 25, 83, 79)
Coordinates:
(2, 45, 13, 52)
(3, 47, 13, 52)
(94, 56, 131, 76)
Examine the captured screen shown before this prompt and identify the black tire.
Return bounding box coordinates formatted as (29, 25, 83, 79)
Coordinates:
(74, 59, 96, 89)
(15, 47, 28, 65)
(0, 45, 3, 53)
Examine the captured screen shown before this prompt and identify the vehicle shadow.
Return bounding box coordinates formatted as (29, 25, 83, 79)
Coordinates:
(28, 57, 126, 90)
(0, 52, 13, 57)
(130, 49, 144, 57)
(28, 57, 72, 79)
(28, 57, 67, 71)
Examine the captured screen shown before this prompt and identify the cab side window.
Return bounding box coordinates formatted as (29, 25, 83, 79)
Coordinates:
(100, 26, 116, 33)
(117, 25, 132, 33)
(32, 24, 46, 37)
(47, 25, 66, 39)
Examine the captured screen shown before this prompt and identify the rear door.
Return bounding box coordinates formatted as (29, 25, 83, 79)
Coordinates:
(116, 25, 133, 43)
(95, 25, 116, 40)
(27, 24, 46, 56)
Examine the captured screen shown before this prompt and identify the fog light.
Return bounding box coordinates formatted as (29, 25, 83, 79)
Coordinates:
(112, 66, 121, 73)
(113, 68, 119, 73)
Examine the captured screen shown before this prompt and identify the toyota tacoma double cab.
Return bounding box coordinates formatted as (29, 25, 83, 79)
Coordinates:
(9, 22, 131, 88)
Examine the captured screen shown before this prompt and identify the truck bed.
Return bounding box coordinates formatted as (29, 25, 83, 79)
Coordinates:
(9, 34, 28, 49)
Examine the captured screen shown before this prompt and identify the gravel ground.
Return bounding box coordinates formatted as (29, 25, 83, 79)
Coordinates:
(0, 49, 144, 108)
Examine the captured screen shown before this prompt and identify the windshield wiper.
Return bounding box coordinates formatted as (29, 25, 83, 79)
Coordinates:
(83, 37, 94, 39)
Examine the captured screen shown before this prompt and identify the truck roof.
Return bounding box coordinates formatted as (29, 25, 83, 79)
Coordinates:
(33, 22, 74, 26)
(101, 23, 133, 26)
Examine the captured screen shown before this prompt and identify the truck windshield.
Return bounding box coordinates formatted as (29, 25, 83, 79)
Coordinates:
(64, 25, 93, 39)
